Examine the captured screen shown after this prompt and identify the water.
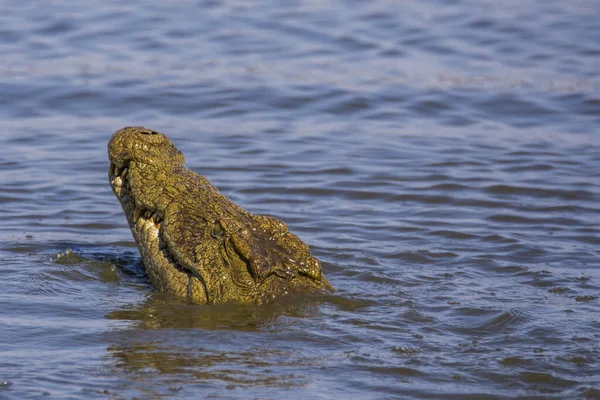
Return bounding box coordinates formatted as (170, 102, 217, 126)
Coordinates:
(1, 0, 599, 398)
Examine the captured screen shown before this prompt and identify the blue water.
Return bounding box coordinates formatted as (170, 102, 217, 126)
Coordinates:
(1, 1, 599, 399)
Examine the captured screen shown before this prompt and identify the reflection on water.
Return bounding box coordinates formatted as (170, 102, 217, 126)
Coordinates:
(106, 291, 326, 331)
(103, 291, 343, 397)
(108, 341, 309, 391)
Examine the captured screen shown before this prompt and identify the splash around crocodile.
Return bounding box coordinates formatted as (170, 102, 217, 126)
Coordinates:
(108, 127, 333, 305)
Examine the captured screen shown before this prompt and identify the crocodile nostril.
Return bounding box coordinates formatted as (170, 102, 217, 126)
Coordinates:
(140, 130, 159, 135)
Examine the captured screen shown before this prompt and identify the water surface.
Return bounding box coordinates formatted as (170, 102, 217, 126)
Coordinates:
(1, 1, 599, 399)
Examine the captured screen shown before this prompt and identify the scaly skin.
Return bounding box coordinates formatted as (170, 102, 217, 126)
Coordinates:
(108, 127, 333, 305)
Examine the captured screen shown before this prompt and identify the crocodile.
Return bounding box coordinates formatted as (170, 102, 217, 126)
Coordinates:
(108, 127, 333, 305)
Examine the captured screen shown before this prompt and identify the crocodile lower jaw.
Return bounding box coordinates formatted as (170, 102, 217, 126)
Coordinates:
(109, 162, 164, 227)
(109, 162, 208, 303)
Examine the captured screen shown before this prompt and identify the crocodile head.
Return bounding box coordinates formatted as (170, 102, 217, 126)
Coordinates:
(108, 127, 333, 305)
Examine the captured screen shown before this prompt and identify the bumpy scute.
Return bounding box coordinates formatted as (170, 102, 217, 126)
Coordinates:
(108, 126, 333, 305)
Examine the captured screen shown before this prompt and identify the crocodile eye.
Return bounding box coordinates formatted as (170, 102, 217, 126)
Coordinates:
(212, 221, 225, 237)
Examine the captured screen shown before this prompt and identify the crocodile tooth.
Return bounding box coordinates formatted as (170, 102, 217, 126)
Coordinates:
(120, 167, 128, 180)
(133, 208, 143, 223)
(145, 210, 153, 219)
(155, 221, 162, 230)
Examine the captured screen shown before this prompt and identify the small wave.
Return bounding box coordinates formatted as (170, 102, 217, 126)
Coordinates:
(445, 307, 532, 335)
